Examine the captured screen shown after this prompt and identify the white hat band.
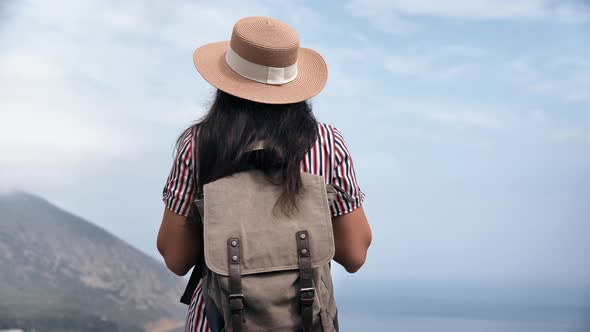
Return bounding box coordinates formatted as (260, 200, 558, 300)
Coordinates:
(225, 46, 298, 85)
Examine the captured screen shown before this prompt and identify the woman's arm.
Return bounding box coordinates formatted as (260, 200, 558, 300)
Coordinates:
(332, 206, 372, 273)
(156, 208, 202, 276)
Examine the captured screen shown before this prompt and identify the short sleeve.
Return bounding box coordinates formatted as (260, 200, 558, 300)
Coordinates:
(330, 126, 366, 217)
(162, 129, 195, 217)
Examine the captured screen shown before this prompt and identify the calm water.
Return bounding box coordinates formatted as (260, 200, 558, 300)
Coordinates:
(334, 281, 590, 332)
(339, 314, 588, 332)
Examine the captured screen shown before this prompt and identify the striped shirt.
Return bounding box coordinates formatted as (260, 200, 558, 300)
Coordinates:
(162, 122, 365, 332)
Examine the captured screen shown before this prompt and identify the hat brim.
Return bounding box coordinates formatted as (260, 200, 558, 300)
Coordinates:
(193, 41, 328, 104)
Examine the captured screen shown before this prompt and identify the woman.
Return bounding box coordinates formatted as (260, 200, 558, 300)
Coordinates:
(156, 16, 371, 332)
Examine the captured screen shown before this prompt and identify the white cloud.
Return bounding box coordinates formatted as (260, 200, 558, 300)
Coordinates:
(383, 45, 484, 81)
(550, 127, 590, 145)
(0, 0, 334, 193)
(385, 99, 590, 147)
(529, 79, 590, 103)
(346, 0, 590, 24)
(0, 0, 300, 190)
(509, 56, 590, 103)
(390, 98, 511, 130)
(384, 54, 467, 81)
(0, 52, 65, 80)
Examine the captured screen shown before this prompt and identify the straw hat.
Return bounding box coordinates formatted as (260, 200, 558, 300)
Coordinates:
(193, 16, 328, 104)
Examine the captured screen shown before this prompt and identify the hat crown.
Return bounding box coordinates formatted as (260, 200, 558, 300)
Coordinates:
(230, 16, 300, 68)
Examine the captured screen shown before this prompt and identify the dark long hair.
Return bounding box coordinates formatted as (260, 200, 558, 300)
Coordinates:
(176, 89, 319, 217)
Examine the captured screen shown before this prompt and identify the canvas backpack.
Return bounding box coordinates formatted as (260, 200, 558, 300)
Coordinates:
(179, 129, 355, 332)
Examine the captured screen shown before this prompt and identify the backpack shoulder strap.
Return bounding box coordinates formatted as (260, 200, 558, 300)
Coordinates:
(192, 125, 204, 198)
(180, 125, 205, 305)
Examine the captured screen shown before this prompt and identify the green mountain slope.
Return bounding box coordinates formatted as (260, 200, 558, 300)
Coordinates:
(0, 191, 187, 332)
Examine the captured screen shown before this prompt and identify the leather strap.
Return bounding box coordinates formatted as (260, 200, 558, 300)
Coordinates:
(179, 126, 205, 305)
(192, 126, 204, 198)
(228, 238, 244, 332)
(180, 264, 202, 305)
(296, 230, 314, 332)
(328, 183, 355, 203)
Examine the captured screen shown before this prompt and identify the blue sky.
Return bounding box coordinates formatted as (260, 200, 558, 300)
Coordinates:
(0, 0, 589, 286)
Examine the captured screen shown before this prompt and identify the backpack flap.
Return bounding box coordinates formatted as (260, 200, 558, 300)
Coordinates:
(203, 170, 335, 276)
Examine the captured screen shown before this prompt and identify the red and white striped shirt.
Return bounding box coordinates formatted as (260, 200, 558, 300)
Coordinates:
(162, 121, 365, 332)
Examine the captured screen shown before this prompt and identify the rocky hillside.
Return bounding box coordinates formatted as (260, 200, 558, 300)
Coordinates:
(0, 191, 188, 332)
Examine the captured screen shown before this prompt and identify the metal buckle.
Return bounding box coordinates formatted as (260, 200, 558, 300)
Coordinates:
(229, 293, 245, 311)
(300, 287, 315, 300)
(193, 197, 203, 206)
(329, 183, 355, 203)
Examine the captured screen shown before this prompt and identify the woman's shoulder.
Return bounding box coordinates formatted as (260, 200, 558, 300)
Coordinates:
(314, 121, 349, 151)
(181, 127, 194, 142)
(184, 122, 341, 143)
(316, 121, 346, 139)
(183, 122, 345, 159)
(300, 122, 342, 176)
(315, 121, 336, 142)
(174, 127, 194, 158)
(316, 121, 336, 132)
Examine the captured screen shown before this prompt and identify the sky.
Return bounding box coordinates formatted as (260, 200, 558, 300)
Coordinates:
(0, 0, 589, 288)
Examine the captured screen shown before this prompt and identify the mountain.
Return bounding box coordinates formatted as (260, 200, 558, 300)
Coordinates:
(0, 191, 188, 332)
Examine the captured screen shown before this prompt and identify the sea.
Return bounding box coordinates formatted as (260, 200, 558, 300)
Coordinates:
(333, 280, 590, 332)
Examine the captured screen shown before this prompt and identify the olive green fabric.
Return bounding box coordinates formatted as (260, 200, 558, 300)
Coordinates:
(200, 170, 339, 331)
